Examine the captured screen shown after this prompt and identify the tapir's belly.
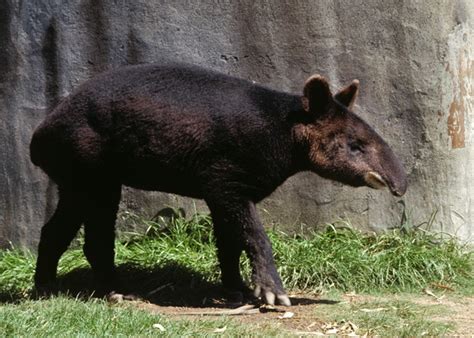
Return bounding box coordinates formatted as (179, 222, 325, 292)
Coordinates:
(117, 158, 205, 199)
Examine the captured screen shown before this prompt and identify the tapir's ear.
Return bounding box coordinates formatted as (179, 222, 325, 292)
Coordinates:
(334, 79, 359, 109)
(302, 75, 332, 114)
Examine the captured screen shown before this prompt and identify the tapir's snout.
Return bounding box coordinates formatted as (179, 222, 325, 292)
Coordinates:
(365, 169, 407, 197)
(364, 144, 408, 197)
(387, 170, 408, 197)
(383, 148, 408, 197)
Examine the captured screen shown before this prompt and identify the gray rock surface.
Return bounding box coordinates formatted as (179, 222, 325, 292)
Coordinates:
(0, 0, 472, 249)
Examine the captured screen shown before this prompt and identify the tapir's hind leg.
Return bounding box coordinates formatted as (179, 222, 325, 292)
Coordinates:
(208, 205, 247, 293)
(34, 188, 85, 291)
(83, 184, 122, 294)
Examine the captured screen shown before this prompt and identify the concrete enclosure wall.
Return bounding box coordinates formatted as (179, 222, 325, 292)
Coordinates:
(0, 0, 472, 248)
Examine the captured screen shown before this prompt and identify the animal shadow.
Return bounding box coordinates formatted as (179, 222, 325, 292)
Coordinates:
(53, 263, 234, 308)
(0, 263, 331, 308)
(55, 264, 333, 308)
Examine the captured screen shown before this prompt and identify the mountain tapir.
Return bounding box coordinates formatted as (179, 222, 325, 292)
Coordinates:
(30, 62, 407, 306)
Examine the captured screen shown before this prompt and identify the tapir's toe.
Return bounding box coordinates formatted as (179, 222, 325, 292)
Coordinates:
(276, 294, 292, 306)
(254, 285, 292, 306)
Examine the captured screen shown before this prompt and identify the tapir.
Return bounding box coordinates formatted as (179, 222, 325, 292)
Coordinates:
(30, 62, 407, 306)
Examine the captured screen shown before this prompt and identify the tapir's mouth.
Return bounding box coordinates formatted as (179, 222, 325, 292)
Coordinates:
(365, 171, 388, 190)
(365, 171, 405, 197)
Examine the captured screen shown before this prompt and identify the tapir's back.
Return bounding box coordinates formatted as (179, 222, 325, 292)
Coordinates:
(83, 63, 255, 113)
(72, 63, 292, 118)
(31, 63, 299, 197)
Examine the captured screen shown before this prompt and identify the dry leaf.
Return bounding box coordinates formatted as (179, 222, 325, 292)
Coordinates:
(321, 320, 358, 335)
(325, 328, 339, 334)
(360, 307, 388, 313)
(213, 326, 227, 333)
(322, 322, 337, 330)
(423, 288, 444, 302)
(345, 291, 358, 303)
(278, 311, 294, 319)
(295, 331, 325, 336)
(346, 321, 358, 332)
(430, 282, 455, 291)
(152, 323, 166, 332)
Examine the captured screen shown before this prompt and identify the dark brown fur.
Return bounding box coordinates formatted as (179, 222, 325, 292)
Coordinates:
(30, 62, 407, 305)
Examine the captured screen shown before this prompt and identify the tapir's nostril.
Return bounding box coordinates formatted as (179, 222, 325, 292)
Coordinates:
(393, 180, 408, 197)
(393, 190, 404, 197)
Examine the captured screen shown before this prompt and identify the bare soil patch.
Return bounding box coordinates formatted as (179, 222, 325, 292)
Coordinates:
(124, 290, 474, 335)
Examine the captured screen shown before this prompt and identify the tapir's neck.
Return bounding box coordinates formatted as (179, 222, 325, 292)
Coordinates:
(272, 96, 314, 175)
(288, 121, 313, 173)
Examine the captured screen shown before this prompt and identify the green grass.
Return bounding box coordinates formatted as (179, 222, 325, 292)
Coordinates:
(0, 297, 281, 336)
(1, 212, 472, 300)
(0, 212, 472, 336)
(273, 223, 473, 293)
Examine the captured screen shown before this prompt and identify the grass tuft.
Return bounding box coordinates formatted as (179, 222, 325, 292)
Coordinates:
(0, 212, 472, 301)
(273, 222, 473, 293)
(1, 212, 472, 335)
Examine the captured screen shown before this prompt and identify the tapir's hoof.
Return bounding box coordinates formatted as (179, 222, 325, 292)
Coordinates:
(106, 291, 140, 303)
(254, 285, 291, 306)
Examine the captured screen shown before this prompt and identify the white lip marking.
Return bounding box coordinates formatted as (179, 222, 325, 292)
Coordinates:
(365, 171, 387, 189)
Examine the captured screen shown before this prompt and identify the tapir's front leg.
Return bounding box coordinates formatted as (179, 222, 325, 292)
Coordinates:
(207, 199, 291, 306)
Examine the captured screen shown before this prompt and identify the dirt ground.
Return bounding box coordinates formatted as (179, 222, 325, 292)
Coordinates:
(408, 294, 474, 336)
(55, 269, 472, 335)
(123, 290, 474, 335)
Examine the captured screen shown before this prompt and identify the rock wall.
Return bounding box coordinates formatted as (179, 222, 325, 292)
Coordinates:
(0, 0, 472, 248)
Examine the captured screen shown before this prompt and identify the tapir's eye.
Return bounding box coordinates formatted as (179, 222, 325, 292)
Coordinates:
(348, 142, 364, 155)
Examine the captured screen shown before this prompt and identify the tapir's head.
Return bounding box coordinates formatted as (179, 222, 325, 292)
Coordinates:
(294, 75, 407, 197)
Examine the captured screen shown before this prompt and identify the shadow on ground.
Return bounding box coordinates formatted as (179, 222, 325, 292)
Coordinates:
(0, 263, 333, 308)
